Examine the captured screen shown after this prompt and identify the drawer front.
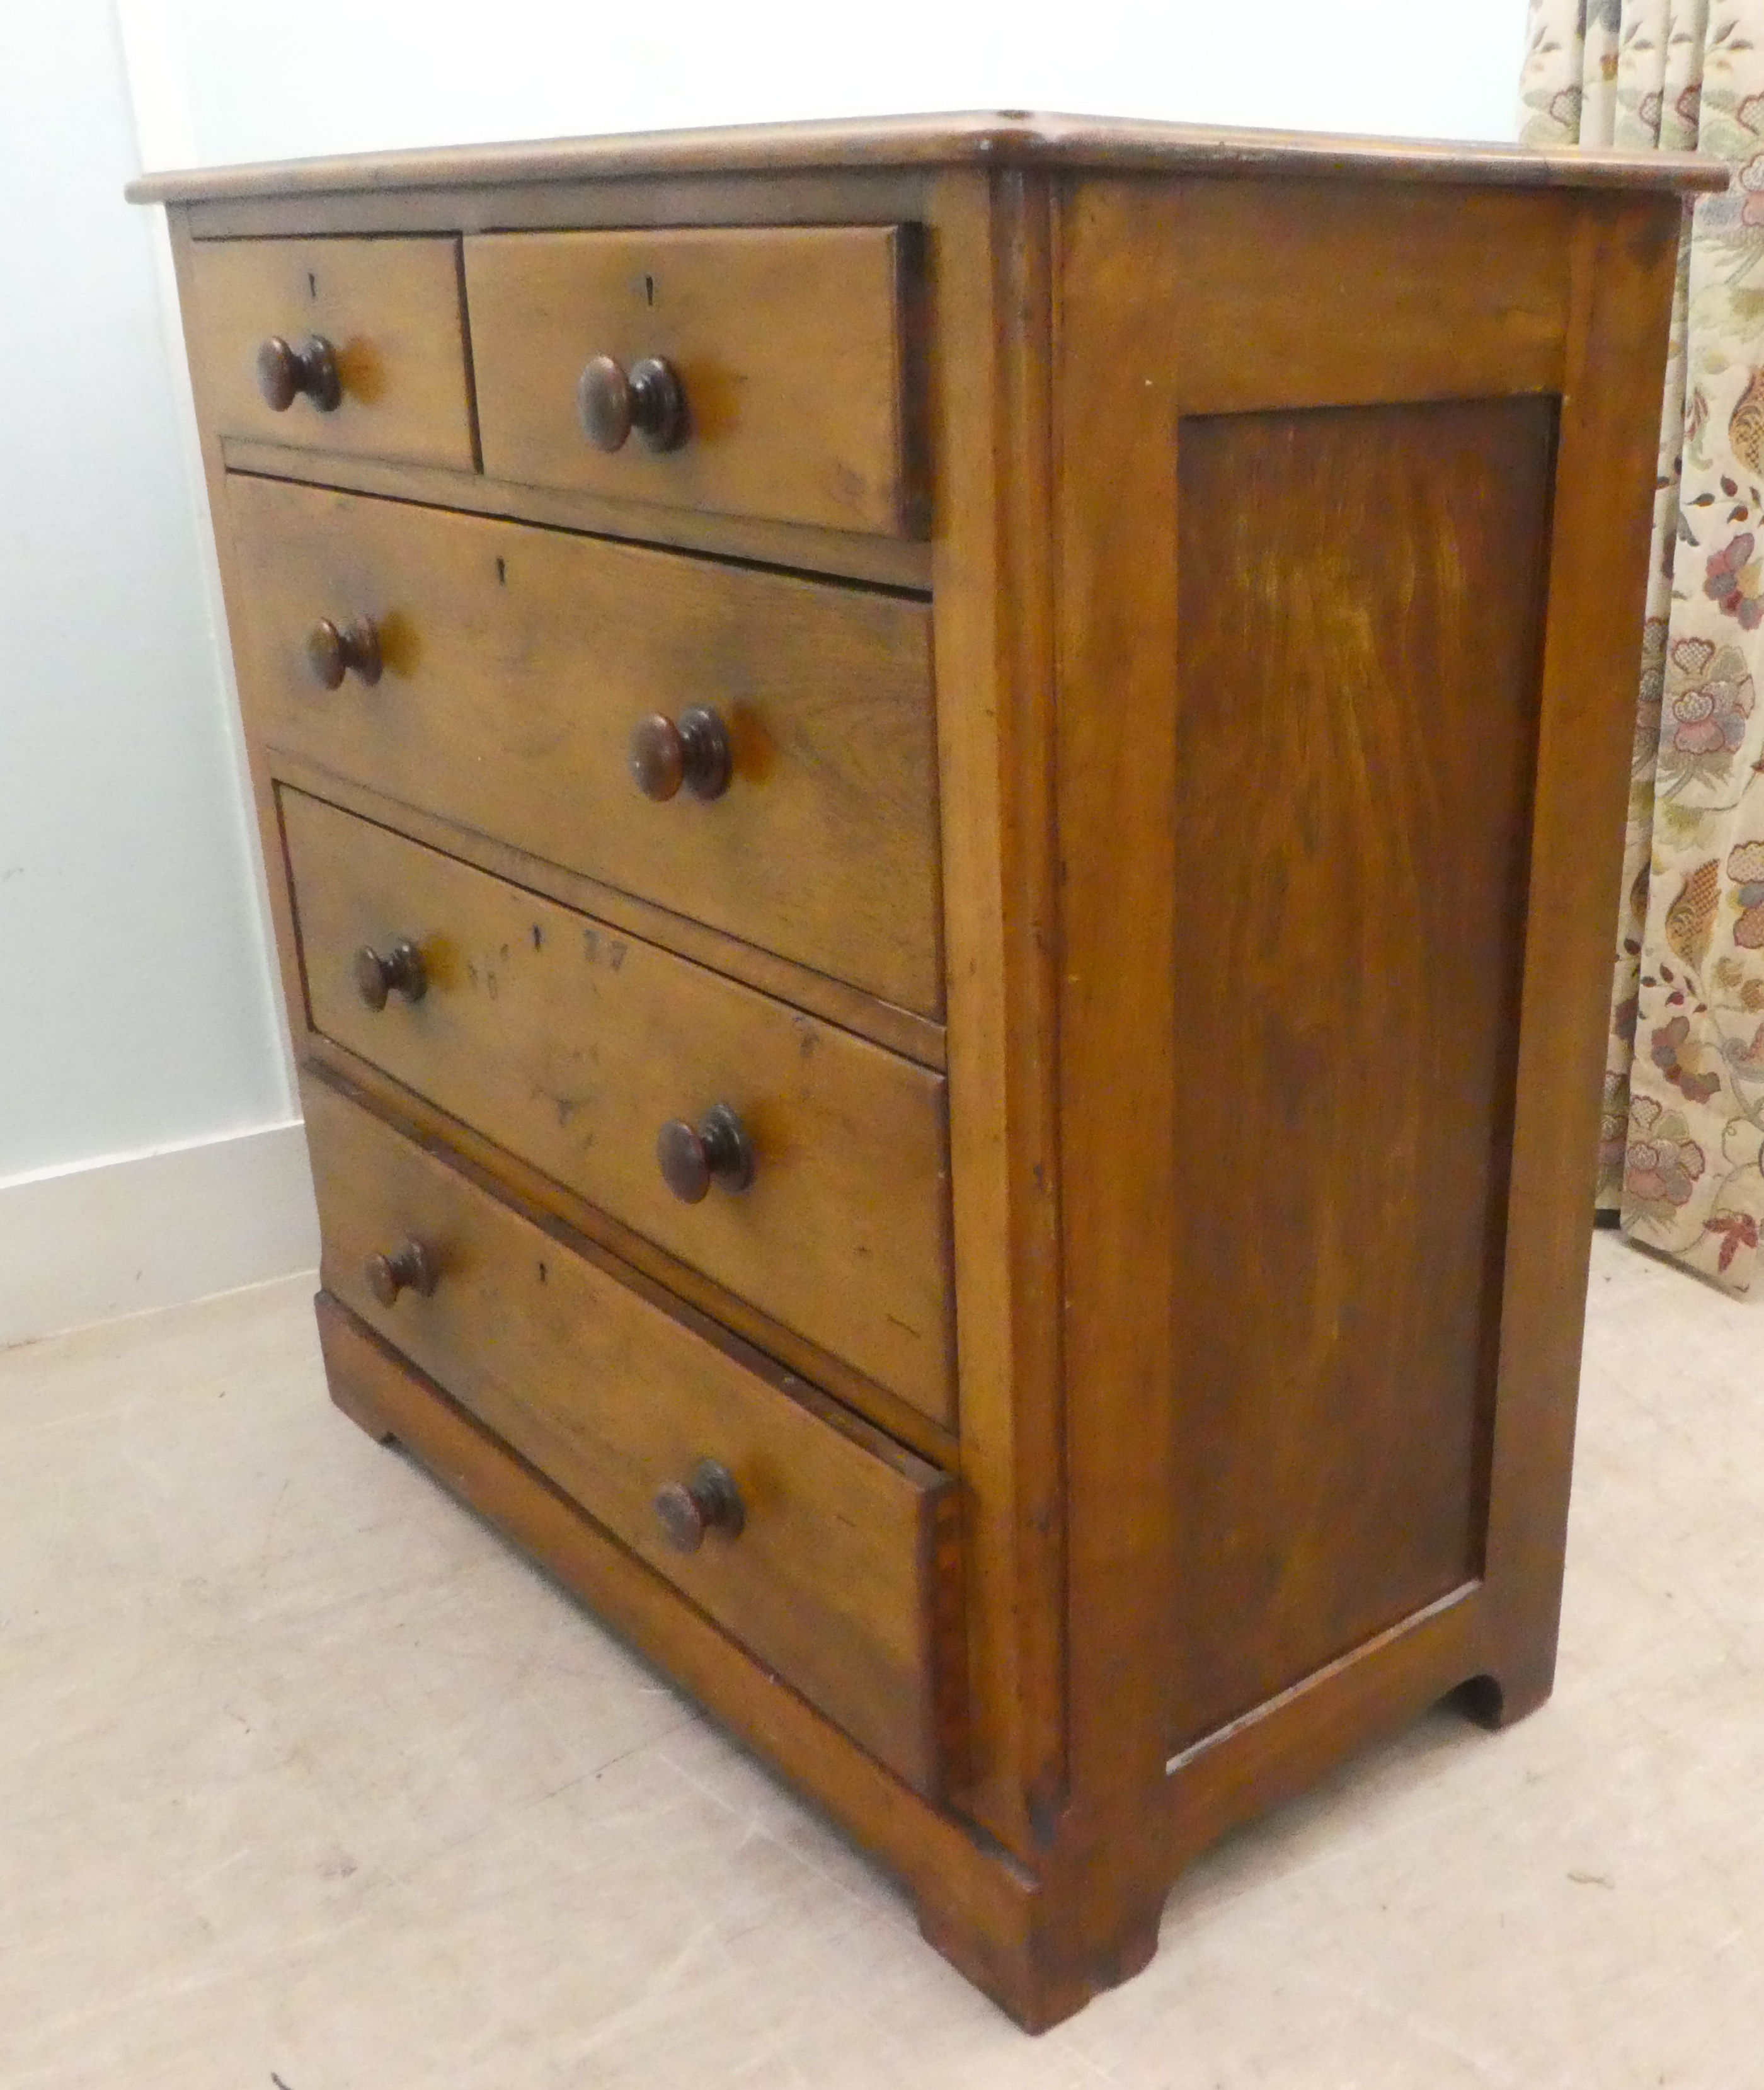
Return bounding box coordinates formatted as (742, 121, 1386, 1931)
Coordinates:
(186, 237, 476, 468)
(465, 227, 916, 537)
(304, 1077, 959, 1793)
(284, 789, 954, 1423)
(230, 476, 942, 1016)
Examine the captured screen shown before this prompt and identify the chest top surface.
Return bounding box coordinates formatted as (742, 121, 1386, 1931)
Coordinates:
(127, 107, 1722, 205)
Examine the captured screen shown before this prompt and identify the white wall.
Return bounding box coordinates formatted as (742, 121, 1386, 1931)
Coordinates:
(0, 0, 312, 1346)
(148, 0, 1526, 167)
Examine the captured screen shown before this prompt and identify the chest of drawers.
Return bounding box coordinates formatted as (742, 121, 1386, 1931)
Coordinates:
(130, 113, 1718, 2029)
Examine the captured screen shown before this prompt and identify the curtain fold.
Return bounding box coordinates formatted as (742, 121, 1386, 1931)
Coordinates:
(1523, 0, 1764, 1291)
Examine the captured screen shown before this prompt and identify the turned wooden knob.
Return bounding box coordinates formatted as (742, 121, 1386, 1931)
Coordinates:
(353, 938, 427, 1011)
(307, 616, 382, 689)
(629, 707, 731, 801)
(654, 1459, 745, 1553)
(576, 354, 687, 452)
(256, 333, 341, 413)
(364, 1237, 438, 1306)
(656, 1104, 753, 1203)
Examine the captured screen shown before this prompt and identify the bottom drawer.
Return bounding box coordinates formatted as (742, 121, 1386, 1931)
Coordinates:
(303, 1076, 961, 1794)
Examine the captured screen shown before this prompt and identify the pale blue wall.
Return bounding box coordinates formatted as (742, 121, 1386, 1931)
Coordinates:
(0, 0, 289, 1182)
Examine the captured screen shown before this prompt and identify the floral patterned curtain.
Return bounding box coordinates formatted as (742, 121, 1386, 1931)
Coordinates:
(1522, 0, 1764, 1290)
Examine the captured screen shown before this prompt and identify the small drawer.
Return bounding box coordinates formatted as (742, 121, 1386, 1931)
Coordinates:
(464, 227, 919, 537)
(186, 236, 476, 469)
(282, 789, 954, 1424)
(304, 1077, 961, 1794)
(228, 476, 942, 1016)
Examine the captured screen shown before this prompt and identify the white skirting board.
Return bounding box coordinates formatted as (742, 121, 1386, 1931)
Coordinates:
(0, 1120, 319, 1351)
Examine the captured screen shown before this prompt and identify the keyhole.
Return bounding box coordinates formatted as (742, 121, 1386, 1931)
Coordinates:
(307, 271, 318, 299)
(495, 555, 507, 585)
(643, 274, 656, 307)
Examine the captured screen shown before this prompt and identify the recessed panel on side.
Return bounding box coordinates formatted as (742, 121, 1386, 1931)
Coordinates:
(1166, 396, 1557, 1755)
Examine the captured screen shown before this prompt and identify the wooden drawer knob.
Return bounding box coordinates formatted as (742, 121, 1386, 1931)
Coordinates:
(656, 1103, 753, 1203)
(655, 1459, 745, 1553)
(629, 707, 731, 802)
(307, 616, 382, 690)
(576, 354, 687, 453)
(364, 1236, 438, 1306)
(353, 938, 427, 1010)
(256, 333, 342, 413)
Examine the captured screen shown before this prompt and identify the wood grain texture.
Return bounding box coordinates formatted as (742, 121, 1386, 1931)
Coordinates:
(925, 170, 1068, 1860)
(1050, 166, 1188, 1955)
(1475, 197, 1687, 1724)
(1050, 161, 1685, 1984)
(1043, 168, 1684, 2019)
(268, 746, 946, 1071)
(281, 788, 954, 1422)
(310, 1057, 958, 1469)
(1162, 1583, 1481, 1826)
(1164, 397, 1555, 1753)
(466, 227, 915, 537)
(228, 474, 943, 1015)
(1165, 178, 1574, 410)
(126, 110, 1725, 206)
(186, 236, 476, 468)
(219, 443, 932, 589)
(179, 169, 937, 245)
(305, 1076, 960, 1791)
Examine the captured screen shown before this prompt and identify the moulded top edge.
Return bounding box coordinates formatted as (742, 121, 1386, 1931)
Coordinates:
(124, 109, 1729, 207)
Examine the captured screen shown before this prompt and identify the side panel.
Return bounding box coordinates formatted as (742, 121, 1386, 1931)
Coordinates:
(1055, 173, 1681, 1860)
(1166, 396, 1554, 1751)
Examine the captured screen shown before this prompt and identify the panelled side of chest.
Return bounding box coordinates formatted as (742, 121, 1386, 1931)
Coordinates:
(1051, 171, 1684, 1875)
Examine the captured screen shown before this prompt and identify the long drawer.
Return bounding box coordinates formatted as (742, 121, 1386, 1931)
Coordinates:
(229, 475, 942, 1016)
(304, 1076, 961, 1794)
(282, 788, 955, 1424)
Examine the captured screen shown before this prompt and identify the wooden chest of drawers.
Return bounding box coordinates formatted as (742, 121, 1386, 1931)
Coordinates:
(130, 113, 1719, 2030)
